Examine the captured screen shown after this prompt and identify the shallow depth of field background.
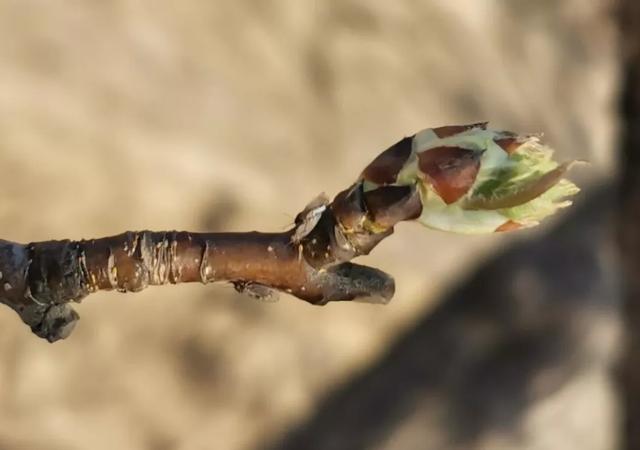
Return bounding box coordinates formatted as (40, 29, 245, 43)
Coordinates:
(0, 1, 620, 449)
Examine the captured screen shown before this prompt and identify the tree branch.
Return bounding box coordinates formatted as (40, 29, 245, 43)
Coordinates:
(0, 123, 578, 342)
(0, 183, 420, 342)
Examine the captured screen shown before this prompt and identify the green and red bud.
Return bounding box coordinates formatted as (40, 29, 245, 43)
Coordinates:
(360, 123, 579, 234)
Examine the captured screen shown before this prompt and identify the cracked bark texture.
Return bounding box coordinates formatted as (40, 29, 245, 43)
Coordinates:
(0, 184, 420, 342)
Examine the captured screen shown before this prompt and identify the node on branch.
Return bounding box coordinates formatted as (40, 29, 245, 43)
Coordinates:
(0, 123, 579, 342)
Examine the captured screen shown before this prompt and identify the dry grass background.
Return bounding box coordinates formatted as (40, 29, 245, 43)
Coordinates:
(0, 1, 619, 449)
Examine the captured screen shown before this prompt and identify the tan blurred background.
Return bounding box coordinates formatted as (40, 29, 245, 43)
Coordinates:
(0, 1, 620, 449)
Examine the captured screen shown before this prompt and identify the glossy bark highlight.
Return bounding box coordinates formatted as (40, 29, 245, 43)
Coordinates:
(0, 184, 420, 342)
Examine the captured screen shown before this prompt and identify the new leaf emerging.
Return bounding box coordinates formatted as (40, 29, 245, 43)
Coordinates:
(0, 122, 580, 341)
(360, 122, 579, 234)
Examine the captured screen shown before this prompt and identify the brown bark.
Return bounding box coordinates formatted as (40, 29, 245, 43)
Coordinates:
(619, 1, 640, 448)
(0, 183, 421, 343)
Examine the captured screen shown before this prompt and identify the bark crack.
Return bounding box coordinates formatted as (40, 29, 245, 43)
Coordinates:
(0, 181, 421, 342)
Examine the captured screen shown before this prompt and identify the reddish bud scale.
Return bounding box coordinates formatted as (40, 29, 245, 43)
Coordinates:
(495, 220, 523, 232)
(495, 137, 522, 154)
(360, 136, 413, 185)
(417, 146, 482, 204)
(432, 122, 488, 138)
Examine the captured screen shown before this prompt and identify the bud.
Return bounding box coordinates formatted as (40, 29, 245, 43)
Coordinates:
(360, 123, 579, 234)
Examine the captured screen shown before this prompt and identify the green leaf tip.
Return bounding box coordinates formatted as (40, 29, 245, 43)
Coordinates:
(360, 123, 581, 234)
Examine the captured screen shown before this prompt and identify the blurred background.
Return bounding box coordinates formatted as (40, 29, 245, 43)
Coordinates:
(0, 0, 626, 449)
